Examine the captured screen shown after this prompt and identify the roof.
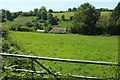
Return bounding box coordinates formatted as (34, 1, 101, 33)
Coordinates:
(50, 27, 67, 33)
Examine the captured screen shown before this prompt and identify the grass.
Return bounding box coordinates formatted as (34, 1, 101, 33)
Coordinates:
(101, 11, 112, 16)
(52, 12, 74, 19)
(100, 11, 112, 19)
(58, 21, 73, 28)
(10, 31, 118, 78)
(52, 11, 112, 20)
(3, 16, 36, 29)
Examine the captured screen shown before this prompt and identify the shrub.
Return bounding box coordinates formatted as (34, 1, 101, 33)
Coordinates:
(18, 26, 29, 31)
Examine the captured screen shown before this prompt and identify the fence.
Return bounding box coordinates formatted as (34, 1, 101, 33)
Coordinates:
(0, 53, 120, 79)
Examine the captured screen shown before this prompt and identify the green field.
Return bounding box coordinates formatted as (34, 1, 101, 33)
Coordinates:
(52, 12, 74, 19)
(3, 16, 36, 29)
(100, 11, 112, 20)
(10, 31, 118, 78)
(52, 11, 112, 20)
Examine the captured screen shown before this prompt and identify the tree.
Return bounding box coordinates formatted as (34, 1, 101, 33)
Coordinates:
(68, 8, 72, 12)
(48, 9, 53, 13)
(41, 11, 47, 20)
(61, 15, 65, 21)
(73, 7, 77, 12)
(0, 9, 6, 22)
(37, 6, 47, 20)
(28, 10, 33, 16)
(5, 10, 13, 21)
(72, 3, 100, 35)
(47, 13, 58, 25)
(36, 12, 41, 19)
(34, 8, 38, 16)
(12, 13, 17, 19)
(47, 13, 53, 20)
(1, 9, 6, 18)
(69, 16, 73, 21)
(39, 6, 47, 12)
(107, 2, 120, 35)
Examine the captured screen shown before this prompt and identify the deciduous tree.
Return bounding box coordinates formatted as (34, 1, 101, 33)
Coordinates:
(72, 3, 100, 35)
(107, 2, 120, 35)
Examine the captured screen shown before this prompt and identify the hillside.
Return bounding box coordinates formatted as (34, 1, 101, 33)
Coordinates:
(52, 12, 74, 19)
(3, 11, 112, 29)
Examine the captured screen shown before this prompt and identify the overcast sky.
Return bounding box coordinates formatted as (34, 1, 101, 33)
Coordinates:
(0, 0, 119, 12)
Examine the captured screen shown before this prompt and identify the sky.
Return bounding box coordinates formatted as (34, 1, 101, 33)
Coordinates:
(0, 0, 120, 12)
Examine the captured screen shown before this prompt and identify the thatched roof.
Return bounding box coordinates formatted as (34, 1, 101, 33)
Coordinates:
(50, 27, 67, 33)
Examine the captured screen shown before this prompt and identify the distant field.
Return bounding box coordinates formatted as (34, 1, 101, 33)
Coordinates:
(10, 32, 118, 78)
(3, 16, 36, 29)
(52, 12, 74, 19)
(101, 11, 112, 16)
(52, 11, 112, 19)
(100, 11, 112, 19)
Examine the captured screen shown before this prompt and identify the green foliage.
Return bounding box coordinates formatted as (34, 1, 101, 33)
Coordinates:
(2, 30, 31, 79)
(95, 12, 111, 35)
(107, 2, 120, 35)
(68, 8, 72, 12)
(34, 8, 38, 16)
(47, 13, 58, 26)
(61, 15, 65, 21)
(5, 10, 13, 21)
(48, 9, 53, 13)
(72, 3, 100, 35)
(10, 24, 32, 32)
(37, 6, 47, 20)
(45, 26, 53, 32)
(10, 24, 22, 31)
(68, 7, 77, 12)
(18, 26, 29, 31)
(2, 26, 9, 39)
(41, 11, 47, 20)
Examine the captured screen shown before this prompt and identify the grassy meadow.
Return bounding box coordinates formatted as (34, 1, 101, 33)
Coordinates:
(10, 31, 118, 78)
(3, 16, 36, 29)
(52, 12, 74, 19)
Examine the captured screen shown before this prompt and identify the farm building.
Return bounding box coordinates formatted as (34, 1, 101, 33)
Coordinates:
(50, 27, 67, 33)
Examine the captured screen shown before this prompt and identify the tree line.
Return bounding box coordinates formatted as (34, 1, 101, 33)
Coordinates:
(1, 2, 120, 35)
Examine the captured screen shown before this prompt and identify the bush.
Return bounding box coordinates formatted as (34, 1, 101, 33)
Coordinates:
(18, 26, 29, 31)
(25, 22, 33, 27)
(10, 24, 22, 31)
(45, 26, 53, 33)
